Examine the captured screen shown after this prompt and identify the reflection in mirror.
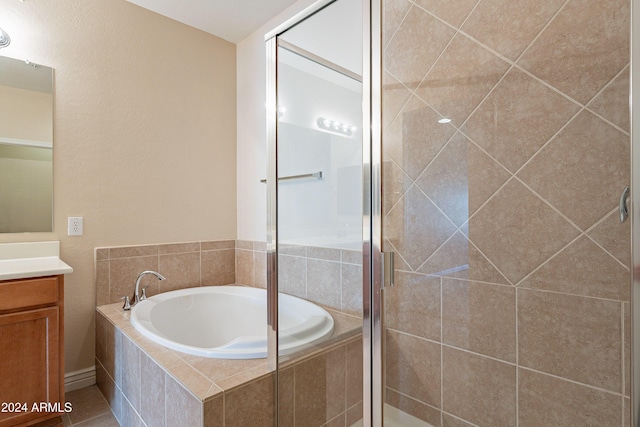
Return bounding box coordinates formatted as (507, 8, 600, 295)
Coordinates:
(276, 0, 363, 251)
(277, 47, 363, 249)
(273, 1, 365, 424)
(0, 56, 54, 233)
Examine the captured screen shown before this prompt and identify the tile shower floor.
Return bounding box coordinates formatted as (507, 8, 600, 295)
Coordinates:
(62, 385, 118, 427)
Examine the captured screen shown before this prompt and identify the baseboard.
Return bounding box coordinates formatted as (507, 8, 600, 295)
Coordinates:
(64, 366, 96, 393)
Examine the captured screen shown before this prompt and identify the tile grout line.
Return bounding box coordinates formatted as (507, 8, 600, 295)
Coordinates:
(410, 0, 574, 137)
(385, 385, 481, 427)
(387, 326, 627, 398)
(440, 276, 444, 423)
(515, 286, 519, 427)
(621, 301, 626, 401)
(390, 264, 628, 303)
(382, 0, 413, 52)
(511, 187, 629, 288)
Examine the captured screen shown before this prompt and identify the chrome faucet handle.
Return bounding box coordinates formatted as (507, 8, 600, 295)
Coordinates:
(134, 270, 166, 304)
(121, 295, 131, 311)
(140, 286, 149, 301)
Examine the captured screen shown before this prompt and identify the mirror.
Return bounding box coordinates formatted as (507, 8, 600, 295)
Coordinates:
(0, 56, 53, 233)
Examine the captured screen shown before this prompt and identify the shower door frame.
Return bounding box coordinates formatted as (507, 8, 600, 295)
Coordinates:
(365, 0, 384, 425)
(632, 2, 639, 427)
(265, 0, 383, 425)
(268, 0, 640, 425)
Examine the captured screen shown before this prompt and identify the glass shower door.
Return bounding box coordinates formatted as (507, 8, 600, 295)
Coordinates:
(380, 0, 631, 425)
(269, 0, 365, 425)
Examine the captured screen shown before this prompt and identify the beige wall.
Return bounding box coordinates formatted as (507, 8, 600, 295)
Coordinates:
(0, 0, 237, 374)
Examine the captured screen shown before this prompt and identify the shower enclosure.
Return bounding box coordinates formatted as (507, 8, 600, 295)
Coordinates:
(267, 0, 634, 425)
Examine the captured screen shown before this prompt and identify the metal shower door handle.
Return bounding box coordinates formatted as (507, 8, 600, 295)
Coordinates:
(383, 251, 395, 289)
(620, 186, 630, 223)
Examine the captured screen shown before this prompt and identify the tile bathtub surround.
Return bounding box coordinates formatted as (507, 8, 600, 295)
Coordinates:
(234, 240, 267, 289)
(96, 240, 363, 319)
(382, 0, 630, 425)
(278, 244, 364, 317)
(95, 301, 362, 427)
(95, 240, 236, 305)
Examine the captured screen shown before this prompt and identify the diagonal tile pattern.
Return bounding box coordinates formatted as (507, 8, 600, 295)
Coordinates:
(462, 68, 580, 173)
(416, 132, 511, 226)
(382, 0, 630, 423)
(519, 236, 629, 301)
(461, 0, 566, 61)
(382, 156, 412, 215)
(383, 0, 413, 47)
(588, 210, 631, 269)
(382, 71, 412, 130)
(467, 179, 580, 284)
(517, 110, 630, 231)
(385, 5, 456, 90)
(417, 232, 511, 286)
(385, 185, 458, 270)
(517, 0, 629, 104)
(588, 66, 630, 132)
(415, 33, 510, 126)
(413, 0, 479, 29)
(383, 95, 456, 179)
(415, 133, 471, 227)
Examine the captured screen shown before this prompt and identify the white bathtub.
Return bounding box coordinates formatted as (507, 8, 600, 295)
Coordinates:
(130, 285, 334, 359)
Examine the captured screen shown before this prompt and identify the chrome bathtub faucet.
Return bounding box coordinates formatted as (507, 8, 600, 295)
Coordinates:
(133, 270, 166, 305)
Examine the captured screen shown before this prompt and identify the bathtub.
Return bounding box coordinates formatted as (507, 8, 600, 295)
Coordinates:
(130, 285, 334, 359)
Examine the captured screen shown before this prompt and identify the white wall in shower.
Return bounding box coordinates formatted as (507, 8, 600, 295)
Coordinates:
(236, 0, 362, 243)
(277, 55, 362, 248)
(279, 0, 362, 76)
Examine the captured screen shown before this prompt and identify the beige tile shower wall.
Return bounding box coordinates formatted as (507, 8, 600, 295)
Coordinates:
(95, 240, 236, 305)
(278, 245, 363, 317)
(383, 0, 630, 425)
(235, 240, 267, 288)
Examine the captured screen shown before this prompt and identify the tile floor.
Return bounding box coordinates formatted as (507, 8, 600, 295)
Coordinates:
(62, 385, 119, 427)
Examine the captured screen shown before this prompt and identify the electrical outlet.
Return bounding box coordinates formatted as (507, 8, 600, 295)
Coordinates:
(68, 217, 83, 236)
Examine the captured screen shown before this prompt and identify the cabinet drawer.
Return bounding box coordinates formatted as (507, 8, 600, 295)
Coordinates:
(0, 277, 59, 311)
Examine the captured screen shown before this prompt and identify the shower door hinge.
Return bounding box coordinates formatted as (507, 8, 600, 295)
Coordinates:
(382, 251, 395, 289)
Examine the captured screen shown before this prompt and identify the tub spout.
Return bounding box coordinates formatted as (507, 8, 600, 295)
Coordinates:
(134, 270, 166, 304)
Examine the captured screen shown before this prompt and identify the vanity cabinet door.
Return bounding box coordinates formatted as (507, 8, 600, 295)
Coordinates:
(0, 307, 61, 427)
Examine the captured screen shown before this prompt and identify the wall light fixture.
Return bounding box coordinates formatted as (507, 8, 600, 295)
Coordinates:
(317, 117, 356, 137)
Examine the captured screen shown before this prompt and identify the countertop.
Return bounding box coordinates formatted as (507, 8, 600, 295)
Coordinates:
(0, 241, 73, 281)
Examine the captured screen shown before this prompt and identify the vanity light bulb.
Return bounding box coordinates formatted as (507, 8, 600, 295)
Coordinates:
(316, 117, 355, 137)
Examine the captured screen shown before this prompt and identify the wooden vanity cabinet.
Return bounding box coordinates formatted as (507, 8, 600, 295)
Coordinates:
(0, 275, 64, 427)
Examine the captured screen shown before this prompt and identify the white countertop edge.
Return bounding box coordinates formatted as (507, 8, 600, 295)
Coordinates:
(0, 256, 73, 281)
